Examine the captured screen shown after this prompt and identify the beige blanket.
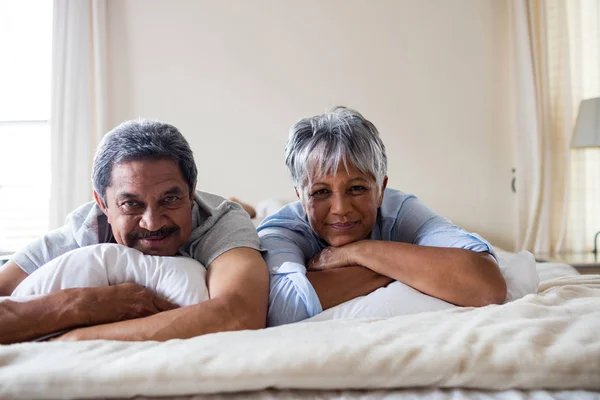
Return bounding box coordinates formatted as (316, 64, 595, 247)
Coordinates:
(0, 274, 599, 399)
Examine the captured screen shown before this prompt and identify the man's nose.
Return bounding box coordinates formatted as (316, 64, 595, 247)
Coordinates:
(330, 192, 352, 215)
(139, 207, 165, 232)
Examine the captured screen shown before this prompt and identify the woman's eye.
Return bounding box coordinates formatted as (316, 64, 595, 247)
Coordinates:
(350, 186, 367, 193)
(311, 189, 329, 198)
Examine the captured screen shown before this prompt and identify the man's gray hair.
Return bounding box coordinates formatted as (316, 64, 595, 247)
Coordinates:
(285, 106, 387, 193)
(92, 120, 198, 204)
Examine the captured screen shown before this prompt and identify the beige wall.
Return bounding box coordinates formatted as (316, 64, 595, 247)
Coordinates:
(107, 0, 515, 249)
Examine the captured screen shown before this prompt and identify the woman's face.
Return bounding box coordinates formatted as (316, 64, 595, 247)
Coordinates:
(299, 164, 387, 247)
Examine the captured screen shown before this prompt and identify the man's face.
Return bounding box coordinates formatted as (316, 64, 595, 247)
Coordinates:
(95, 159, 195, 256)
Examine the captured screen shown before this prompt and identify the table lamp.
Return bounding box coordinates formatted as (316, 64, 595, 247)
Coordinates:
(571, 97, 600, 257)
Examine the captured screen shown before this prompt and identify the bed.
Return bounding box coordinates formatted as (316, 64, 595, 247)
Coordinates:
(0, 249, 598, 399)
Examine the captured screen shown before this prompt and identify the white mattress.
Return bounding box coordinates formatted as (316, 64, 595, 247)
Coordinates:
(116, 258, 599, 400)
(0, 252, 597, 400)
(137, 388, 600, 399)
(536, 262, 580, 281)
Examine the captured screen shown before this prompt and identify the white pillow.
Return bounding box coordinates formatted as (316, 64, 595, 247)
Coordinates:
(308, 250, 539, 322)
(12, 244, 209, 307)
(308, 280, 455, 322)
(12, 245, 539, 322)
(497, 250, 540, 302)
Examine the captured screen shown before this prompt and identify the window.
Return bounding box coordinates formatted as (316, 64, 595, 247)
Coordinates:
(0, 1, 53, 253)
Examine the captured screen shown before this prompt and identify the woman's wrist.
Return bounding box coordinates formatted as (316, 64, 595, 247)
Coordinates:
(344, 240, 367, 267)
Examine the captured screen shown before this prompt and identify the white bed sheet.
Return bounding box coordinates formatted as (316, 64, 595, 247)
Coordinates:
(0, 251, 597, 400)
(115, 260, 600, 400)
(137, 388, 600, 400)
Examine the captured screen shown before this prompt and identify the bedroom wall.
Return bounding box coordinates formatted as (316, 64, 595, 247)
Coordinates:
(106, 0, 515, 250)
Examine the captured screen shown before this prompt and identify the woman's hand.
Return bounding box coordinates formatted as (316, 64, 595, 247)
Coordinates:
(307, 242, 362, 271)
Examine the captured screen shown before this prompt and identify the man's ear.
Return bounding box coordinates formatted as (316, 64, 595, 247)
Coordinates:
(190, 181, 197, 200)
(93, 191, 108, 215)
(378, 176, 388, 207)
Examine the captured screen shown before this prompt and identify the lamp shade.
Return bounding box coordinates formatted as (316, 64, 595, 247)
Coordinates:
(571, 97, 600, 148)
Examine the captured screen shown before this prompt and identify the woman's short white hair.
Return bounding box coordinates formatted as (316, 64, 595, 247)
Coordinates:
(285, 106, 387, 194)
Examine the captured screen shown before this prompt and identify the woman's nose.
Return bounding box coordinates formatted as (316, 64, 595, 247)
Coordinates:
(330, 193, 352, 215)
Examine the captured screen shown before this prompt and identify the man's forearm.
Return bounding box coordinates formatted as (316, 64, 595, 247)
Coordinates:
(0, 283, 178, 344)
(67, 271, 389, 338)
(0, 289, 90, 344)
(307, 266, 393, 310)
(57, 293, 261, 342)
(57, 248, 269, 342)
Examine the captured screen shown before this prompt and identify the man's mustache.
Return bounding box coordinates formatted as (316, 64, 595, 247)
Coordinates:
(128, 226, 179, 240)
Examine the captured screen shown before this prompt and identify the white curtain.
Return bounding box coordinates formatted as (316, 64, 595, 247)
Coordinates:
(562, 0, 600, 253)
(49, 0, 107, 229)
(510, 0, 600, 253)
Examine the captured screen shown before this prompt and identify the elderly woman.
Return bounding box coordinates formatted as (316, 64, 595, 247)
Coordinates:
(257, 106, 507, 327)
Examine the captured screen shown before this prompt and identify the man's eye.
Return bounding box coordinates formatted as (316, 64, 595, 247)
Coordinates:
(164, 196, 180, 203)
(119, 201, 143, 213)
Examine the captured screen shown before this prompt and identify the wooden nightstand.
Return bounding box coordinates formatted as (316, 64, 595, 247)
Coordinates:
(535, 252, 600, 275)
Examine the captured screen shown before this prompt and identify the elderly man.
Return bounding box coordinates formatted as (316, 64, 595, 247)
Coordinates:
(0, 120, 269, 343)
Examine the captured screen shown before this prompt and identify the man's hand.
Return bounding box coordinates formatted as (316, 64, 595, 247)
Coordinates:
(50, 284, 178, 342)
(85, 283, 179, 324)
